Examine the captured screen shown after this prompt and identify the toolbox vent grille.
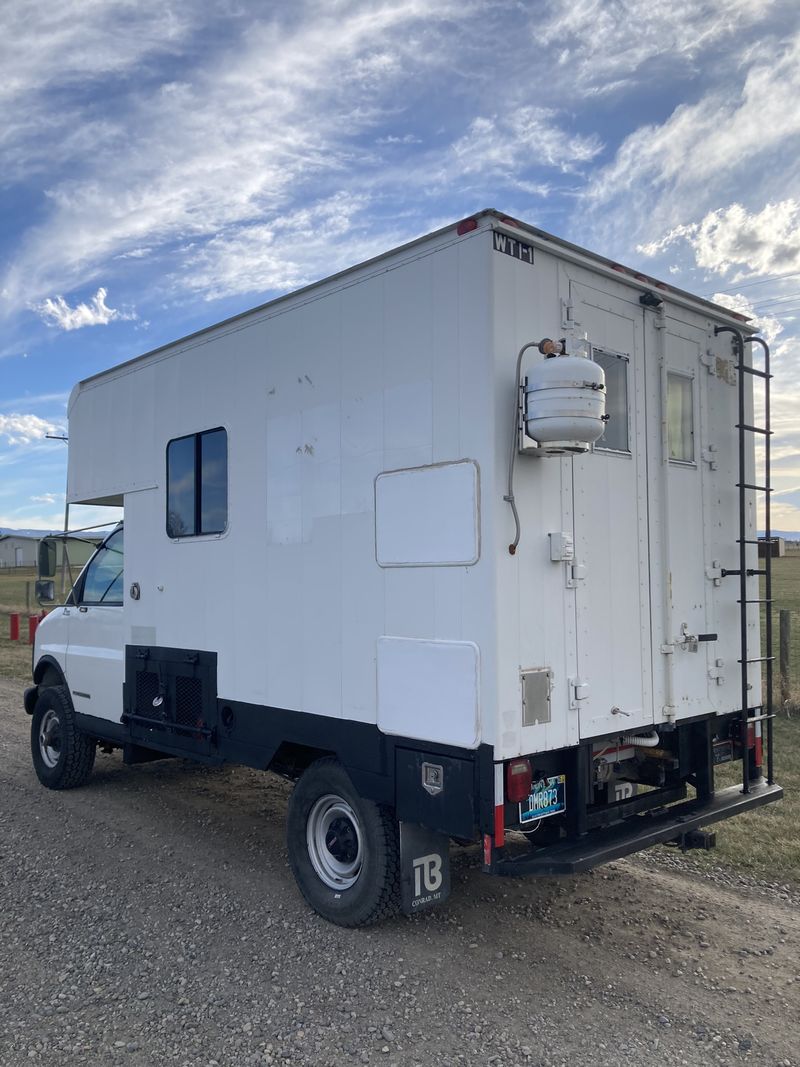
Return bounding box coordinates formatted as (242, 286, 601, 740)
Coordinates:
(175, 676, 204, 727)
(136, 671, 162, 718)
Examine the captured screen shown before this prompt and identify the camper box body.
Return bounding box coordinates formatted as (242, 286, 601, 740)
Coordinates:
(31, 211, 780, 915)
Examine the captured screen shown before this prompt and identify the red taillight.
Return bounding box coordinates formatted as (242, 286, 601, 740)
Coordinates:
(456, 217, 478, 235)
(505, 758, 533, 804)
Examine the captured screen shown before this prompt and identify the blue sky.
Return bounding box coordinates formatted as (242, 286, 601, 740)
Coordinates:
(2, 0, 800, 532)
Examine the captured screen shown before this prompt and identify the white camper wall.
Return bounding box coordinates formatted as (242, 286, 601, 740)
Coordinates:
(73, 228, 501, 748)
(487, 224, 758, 760)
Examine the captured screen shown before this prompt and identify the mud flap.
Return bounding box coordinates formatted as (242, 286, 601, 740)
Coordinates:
(399, 822, 451, 915)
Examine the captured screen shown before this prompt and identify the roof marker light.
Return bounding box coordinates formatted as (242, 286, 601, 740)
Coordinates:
(456, 217, 478, 235)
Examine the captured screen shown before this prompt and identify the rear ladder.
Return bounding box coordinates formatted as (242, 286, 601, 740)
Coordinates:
(714, 326, 775, 794)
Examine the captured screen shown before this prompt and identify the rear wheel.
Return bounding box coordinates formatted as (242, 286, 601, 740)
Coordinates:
(286, 757, 400, 926)
(31, 686, 96, 790)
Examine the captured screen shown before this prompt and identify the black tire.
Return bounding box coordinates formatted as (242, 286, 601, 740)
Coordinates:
(286, 757, 400, 927)
(31, 686, 96, 790)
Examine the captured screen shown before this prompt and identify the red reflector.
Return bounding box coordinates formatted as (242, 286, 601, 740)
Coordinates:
(456, 217, 478, 235)
(505, 758, 533, 804)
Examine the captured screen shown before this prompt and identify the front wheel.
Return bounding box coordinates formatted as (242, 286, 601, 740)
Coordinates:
(286, 757, 400, 926)
(31, 686, 96, 790)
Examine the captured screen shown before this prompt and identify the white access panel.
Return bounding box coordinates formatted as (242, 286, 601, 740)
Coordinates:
(377, 637, 480, 748)
(375, 460, 479, 566)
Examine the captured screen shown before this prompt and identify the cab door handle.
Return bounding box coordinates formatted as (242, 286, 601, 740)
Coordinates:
(79, 606, 88, 613)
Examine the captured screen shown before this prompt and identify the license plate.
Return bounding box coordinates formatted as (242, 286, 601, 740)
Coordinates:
(519, 774, 566, 823)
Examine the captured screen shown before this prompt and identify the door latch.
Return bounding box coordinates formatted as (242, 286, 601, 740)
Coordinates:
(566, 562, 586, 589)
(569, 678, 590, 709)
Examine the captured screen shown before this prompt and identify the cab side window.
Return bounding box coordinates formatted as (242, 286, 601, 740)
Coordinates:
(79, 529, 124, 605)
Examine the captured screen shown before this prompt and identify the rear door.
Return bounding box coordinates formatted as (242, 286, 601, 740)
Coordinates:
(569, 281, 654, 739)
(642, 310, 747, 719)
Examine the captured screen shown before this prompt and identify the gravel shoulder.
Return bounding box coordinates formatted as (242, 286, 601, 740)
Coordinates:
(1, 676, 798, 1067)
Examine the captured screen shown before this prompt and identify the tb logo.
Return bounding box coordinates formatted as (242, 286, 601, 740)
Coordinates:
(413, 853, 443, 897)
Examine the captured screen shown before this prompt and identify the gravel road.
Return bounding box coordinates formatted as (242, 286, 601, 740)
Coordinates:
(1, 675, 798, 1067)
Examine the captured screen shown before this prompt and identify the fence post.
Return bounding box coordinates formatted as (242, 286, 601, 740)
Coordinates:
(779, 609, 791, 713)
(9, 613, 20, 641)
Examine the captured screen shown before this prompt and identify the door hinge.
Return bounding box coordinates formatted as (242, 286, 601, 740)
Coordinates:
(709, 659, 725, 686)
(700, 349, 716, 375)
(569, 678, 590, 709)
(701, 445, 718, 470)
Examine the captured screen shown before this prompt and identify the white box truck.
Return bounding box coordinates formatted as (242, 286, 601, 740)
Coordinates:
(26, 210, 781, 925)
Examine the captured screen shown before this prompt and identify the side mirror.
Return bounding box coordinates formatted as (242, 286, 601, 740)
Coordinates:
(38, 538, 57, 579)
(35, 579, 56, 603)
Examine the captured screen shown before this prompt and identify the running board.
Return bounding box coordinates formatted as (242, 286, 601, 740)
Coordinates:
(495, 780, 782, 876)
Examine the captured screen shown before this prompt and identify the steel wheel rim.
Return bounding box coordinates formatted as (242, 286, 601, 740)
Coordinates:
(39, 709, 62, 768)
(306, 794, 363, 890)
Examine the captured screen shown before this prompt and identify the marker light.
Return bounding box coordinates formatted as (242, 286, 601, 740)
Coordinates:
(505, 758, 533, 804)
(456, 217, 478, 235)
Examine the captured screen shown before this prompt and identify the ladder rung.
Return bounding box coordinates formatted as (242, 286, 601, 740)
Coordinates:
(738, 598, 773, 604)
(737, 365, 772, 379)
(736, 483, 772, 492)
(735, 423, 772, 435)
(739, 657, 774, 664)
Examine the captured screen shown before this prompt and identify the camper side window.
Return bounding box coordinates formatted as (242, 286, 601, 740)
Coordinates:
(667, 374, 694, 463)
(167, 428, 228, 538)
(593, 349, 629, 453)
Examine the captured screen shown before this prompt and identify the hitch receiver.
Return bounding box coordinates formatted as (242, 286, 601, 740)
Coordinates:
(679, 828, 716, 852)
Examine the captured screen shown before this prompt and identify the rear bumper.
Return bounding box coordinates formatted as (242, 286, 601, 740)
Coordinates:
(494, 779, 782, 876)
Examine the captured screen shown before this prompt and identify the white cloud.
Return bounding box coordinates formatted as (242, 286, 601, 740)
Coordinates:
(584, 31, 800, 250)
(451, 109, 602, 176)
(35, 287, 135, 331)
(31, 492, 65, 505)
(0, 414, 61, 446)
(639, 201, 800, 280)
(534, 0, 774, 97)
(3, 0, 494, 312)
(708, 292, 783, 346)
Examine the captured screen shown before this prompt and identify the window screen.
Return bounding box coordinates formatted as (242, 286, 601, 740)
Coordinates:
(667, 374, 694, 462)
(593, 349, 629, 453)
(167, 428, 228, 537)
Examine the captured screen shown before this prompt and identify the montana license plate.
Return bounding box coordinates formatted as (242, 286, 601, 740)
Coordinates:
(519, 774, 566, 823)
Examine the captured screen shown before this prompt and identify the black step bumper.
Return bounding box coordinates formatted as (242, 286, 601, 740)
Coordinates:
(495, 780, 783, 876)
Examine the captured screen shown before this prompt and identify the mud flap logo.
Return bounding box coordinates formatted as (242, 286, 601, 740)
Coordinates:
(413, 854, 443, 897)
(399, 823, 451, 915)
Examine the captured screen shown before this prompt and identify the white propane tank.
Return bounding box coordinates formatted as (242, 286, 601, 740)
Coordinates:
(524, 353, 606, 454)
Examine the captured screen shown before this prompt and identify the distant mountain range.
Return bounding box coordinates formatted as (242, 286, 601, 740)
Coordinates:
(0, 527, 56, 538)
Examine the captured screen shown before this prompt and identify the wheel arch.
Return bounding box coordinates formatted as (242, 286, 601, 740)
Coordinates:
(33, 655, 68, 690)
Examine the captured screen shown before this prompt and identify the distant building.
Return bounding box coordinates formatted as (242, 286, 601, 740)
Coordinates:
(0, 533, 38, 568)
(758, 536, 786, 558)
(0, 531, 102, 570)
